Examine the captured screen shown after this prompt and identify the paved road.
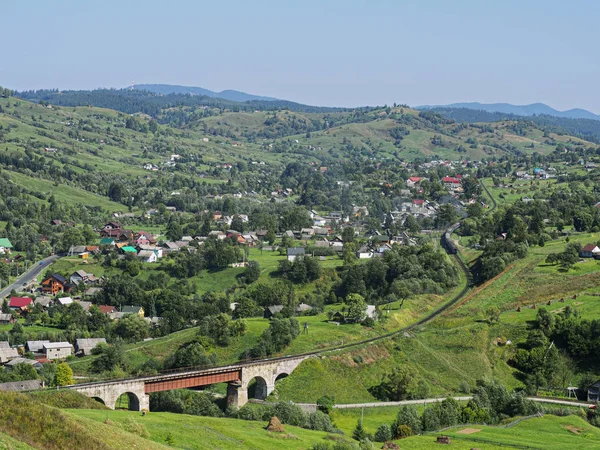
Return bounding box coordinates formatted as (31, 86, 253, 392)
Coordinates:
(332, 396, 591, 409)
(0, 255, 60, 299)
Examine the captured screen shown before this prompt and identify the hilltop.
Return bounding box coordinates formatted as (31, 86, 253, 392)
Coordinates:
(132, 83, 281, 103)
(418, 102, 600, 121)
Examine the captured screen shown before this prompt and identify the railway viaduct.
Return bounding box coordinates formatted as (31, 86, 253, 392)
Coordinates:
(71, 355, 309, 411)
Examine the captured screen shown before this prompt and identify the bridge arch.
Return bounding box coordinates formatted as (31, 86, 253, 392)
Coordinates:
(115, 392, 141, 411)
(91, 396, 105, 406)
(247, 376, 268, 400)
(275, 372, 289, 382)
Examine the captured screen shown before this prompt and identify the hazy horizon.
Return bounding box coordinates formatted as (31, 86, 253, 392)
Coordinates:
(3, 0, 599, 113)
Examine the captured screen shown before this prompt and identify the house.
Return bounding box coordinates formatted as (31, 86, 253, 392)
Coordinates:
(588, 380, 600, 402)
(76, 301, 92, 311)
(69, 245, 88, 256)
(122, 306, 144, 317)
(41, 274, 68, 295)
(5, 358, 43, 370)
(133, 231, 157, 245)
(0, 379, 43, 391)
(264, 305, 284, 318)
(33, 296, 52, 309)
(57, 297, 73, 306)
(8, 297, 32, 312)
(162, 241, 181, 252)
(296, 303, 313, 314)
(84, 287, 103, 297)
(0, 313, 15, 325)
(287, 247, 305, 262)
(120, 246, 138, 255)
(406, 177, 422, 188)
(43, 342, 73, 360)
(137, 250, 158, 263)
(50, 220, 62, 226)
(0, 238, 13, 254)
(580, 244, 600, 258)
(0, 342, 18, 363)
(442, 176, 462, 191)
(75, 338, 107, 356)
(356, 245, 374, 259)
(70, 270, 93, 286)
(98, 305, 117, 314)
(26, 340, 51, 354)
(99, 237, 116, 247)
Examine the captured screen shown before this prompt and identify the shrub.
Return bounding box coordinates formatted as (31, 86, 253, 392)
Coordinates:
(316, 395, 335, 414)
(374, 424, 392, 442)
(395, 425, 413, 438)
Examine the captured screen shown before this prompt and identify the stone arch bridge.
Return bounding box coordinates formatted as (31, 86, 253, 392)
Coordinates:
(71, 355, 309, 411)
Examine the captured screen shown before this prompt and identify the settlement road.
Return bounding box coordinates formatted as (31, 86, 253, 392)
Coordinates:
(0, 255, 61, 299)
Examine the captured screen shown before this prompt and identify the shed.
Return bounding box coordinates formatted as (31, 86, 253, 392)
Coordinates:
(26, 340, 51, 353)
(287, 247, 305, 262)
(264, 305, 284, 319)
(43, 342, 73, 360)
(6, 358, 43, 369)
(0, 379, 44, 391)
(75, 338, 107, 356)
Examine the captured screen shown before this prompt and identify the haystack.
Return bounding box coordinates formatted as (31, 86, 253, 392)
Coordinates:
(266, 416, 285, 433)
(382, 442, 399, 450)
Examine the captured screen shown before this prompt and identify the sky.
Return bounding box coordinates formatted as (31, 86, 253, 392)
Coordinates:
(2, 0, 599, 112)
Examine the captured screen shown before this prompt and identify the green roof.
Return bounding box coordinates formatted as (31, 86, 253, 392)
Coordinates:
(100, 238, 115, 245)
(121, 246, 137, 253)
(0, 238, 13, 248)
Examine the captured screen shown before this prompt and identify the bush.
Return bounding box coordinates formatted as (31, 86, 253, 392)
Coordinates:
(317, 395, 335, 414)
(307, 410, 336, 432)
(374, 424, 392, 442)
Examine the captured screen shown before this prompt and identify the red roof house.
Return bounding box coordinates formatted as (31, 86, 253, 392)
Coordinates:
(9, 297, 33, 311)
(98, 305, 117, 314)
(412, 199, 425, 206)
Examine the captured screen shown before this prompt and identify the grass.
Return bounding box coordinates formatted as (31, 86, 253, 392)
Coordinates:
(6, 171, 128, 213)
(399, 414, 600, 450)
(0, 392, 166, 450)
(70, 409, 338, 450)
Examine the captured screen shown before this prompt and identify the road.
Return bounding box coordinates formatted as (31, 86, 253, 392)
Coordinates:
(0, 255, 61, 299)
(332, 396, 591, 409)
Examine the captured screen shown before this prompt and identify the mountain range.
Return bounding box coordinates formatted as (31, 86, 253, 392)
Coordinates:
(417, 102, 600, 121)
(131, 83, 279, 103)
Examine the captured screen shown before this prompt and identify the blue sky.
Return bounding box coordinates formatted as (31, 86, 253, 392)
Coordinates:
(2, 0, 598, 111)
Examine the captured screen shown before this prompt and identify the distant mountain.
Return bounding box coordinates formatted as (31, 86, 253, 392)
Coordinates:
(417, 102, 600, 121)
(132, 84, 280, 103)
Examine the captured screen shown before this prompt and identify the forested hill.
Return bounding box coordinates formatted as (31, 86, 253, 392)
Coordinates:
(424, 107, 600, 144)
(133, 83, 280, 103)
(16, 89, 346, 116)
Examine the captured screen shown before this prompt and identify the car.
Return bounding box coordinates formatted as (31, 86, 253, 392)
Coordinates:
(22, 283, 27, 286)
(39, 262, 44, 266)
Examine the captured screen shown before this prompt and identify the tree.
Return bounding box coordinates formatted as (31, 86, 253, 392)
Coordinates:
(91, 343, 127, 373)
(486, 306, 501, 324)
(374, 424, 392, 442)
(55, 362, 74, 386)
(341, 226, 355, 243)
(345, 293, 367, 323)
(245, 261, 260, 283)
(114, 314, 150, 342)
(352, 419, 367, 441)
(316, 395, 335, 414)
(166, 219, 183, 241)
(437, 204, 457, 227)
(230, 215, 245, 233)
(403, 215, 420, 233)
(377, 365, 418, 401)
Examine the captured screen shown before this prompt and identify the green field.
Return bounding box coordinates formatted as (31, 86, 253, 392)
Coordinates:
(71, 409, 336, 450)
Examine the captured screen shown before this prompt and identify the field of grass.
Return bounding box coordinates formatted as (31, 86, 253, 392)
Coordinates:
(6, 171, 128, 213)
(398, 414, 600, 450)
(71, 409, 337, 450)
(0, 392, 166, 450)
